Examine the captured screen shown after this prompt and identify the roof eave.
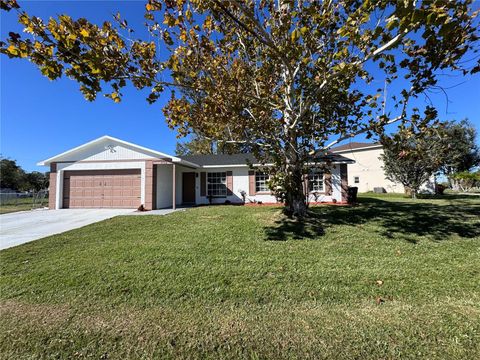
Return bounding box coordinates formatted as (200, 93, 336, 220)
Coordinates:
(331, 144, 383, 153)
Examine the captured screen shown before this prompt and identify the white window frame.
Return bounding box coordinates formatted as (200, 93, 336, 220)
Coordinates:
(255, 172, 270, 193)
(308, 171, 324, 192)
(207, 172, 227, 197)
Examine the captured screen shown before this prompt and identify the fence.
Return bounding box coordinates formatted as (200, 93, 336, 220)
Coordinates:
(0, 190, 49, 210)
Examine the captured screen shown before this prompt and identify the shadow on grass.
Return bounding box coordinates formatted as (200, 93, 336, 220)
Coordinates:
(264, 196, 480, 242)
(265, 211, 325, 241)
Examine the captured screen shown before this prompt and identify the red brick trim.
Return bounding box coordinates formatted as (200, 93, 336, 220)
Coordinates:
(340, 164, 348, 202)
(144, 160, 154, 210)
(248, 170, 255, 195)
(48, 163, 57, 209)
(226, 171, 233, 196)
(152, 164, 157, 210)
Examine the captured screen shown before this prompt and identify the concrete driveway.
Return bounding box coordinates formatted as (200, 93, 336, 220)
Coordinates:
(0, 209, 133, 250)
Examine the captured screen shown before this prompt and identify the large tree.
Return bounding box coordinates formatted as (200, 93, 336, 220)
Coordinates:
(1, 0, 479, 217)
(0, 158, 26, 191)
(0, 157, 47, 191)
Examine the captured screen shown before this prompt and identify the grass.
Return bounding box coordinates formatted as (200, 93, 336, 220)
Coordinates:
(0, 203, 32, 214)
(0, 197, 47, 214)
(0, 195, 479, 359)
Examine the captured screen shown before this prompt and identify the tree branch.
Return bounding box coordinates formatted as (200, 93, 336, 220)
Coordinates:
(321, 115, 405, 152)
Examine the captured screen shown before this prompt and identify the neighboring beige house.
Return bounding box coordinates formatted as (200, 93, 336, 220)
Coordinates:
(331, 142, 405, 193)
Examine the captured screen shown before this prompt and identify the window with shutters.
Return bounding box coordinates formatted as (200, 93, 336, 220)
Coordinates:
(207, 172, 227, 197)
(308, 171, 324, 192)
(255, 172, 270, 192)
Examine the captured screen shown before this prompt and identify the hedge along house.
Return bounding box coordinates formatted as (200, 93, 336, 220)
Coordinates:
(38, 136, 354, 210)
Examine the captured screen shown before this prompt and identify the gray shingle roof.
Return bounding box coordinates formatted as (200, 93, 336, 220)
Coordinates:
(180, 153, 258, 166)
(179, 152, 354, 166)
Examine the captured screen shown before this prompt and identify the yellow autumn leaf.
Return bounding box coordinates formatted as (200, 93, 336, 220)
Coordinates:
(7, 45, 18, 55)
(179, 30, 187, 42)
(291, 29, 300, 42)
(146, 3, 152, 11)
(80, 29, 89, 37)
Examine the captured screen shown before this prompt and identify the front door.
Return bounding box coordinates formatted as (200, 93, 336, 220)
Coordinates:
(182, 172, 196, 204)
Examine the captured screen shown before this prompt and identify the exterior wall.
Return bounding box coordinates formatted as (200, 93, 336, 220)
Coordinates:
(330, 165, 343, 202)
(305, 165, 341, 203)
(163, 165, 345, 206)
(200, 166, 275, 205)
(155, 164, 174, 209)
(334, 147, 404, 193)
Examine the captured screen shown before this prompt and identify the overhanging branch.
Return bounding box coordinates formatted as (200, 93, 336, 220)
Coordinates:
(320, 115, 405, 152)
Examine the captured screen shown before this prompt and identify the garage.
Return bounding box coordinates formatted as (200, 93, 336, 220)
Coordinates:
(38, 135, 199, 210)
(62, 169, 141, 209)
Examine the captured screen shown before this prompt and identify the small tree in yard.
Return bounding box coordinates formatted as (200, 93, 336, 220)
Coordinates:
(438, 120, 480, 190)
(23, 171, 49, 192)
(451, 171, 480, 192)
(1, 0, 479, 217)
(381, 124, 452, 198)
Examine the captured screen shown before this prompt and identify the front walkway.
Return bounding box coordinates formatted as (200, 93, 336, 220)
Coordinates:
(127, 208, 183, 216)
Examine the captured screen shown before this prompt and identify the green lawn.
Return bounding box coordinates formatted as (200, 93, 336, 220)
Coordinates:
(0, 197, 47, 214)
(1, 196, 479, 359)
(0, 197, 33, 214)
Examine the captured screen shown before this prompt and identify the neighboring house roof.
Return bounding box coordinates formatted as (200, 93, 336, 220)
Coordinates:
(180, 152, 354, 167)
(330, 142, 382, 153)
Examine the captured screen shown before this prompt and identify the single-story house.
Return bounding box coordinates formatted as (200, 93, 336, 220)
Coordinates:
(38, 135, 354, 210)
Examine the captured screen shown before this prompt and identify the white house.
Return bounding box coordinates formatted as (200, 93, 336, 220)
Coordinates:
(38, 135, 354, 210)
(330, 142, 404, 193)
(330, 141, 436, 194)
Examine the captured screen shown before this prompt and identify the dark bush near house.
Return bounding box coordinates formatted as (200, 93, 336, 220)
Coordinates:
(435, 184, 446, 195)
(347, 187, 358, 204)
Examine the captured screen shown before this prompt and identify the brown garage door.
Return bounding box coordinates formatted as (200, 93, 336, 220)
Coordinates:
(63, 170, 141, 208)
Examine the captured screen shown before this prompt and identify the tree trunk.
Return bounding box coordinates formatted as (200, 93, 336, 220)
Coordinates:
(451, 178, 460, 191)
(411, 188, 417, 199)
(283, 158, 307, 218)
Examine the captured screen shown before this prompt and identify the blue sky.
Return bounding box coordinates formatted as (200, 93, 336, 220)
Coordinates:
(1, 1, 479, 172)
